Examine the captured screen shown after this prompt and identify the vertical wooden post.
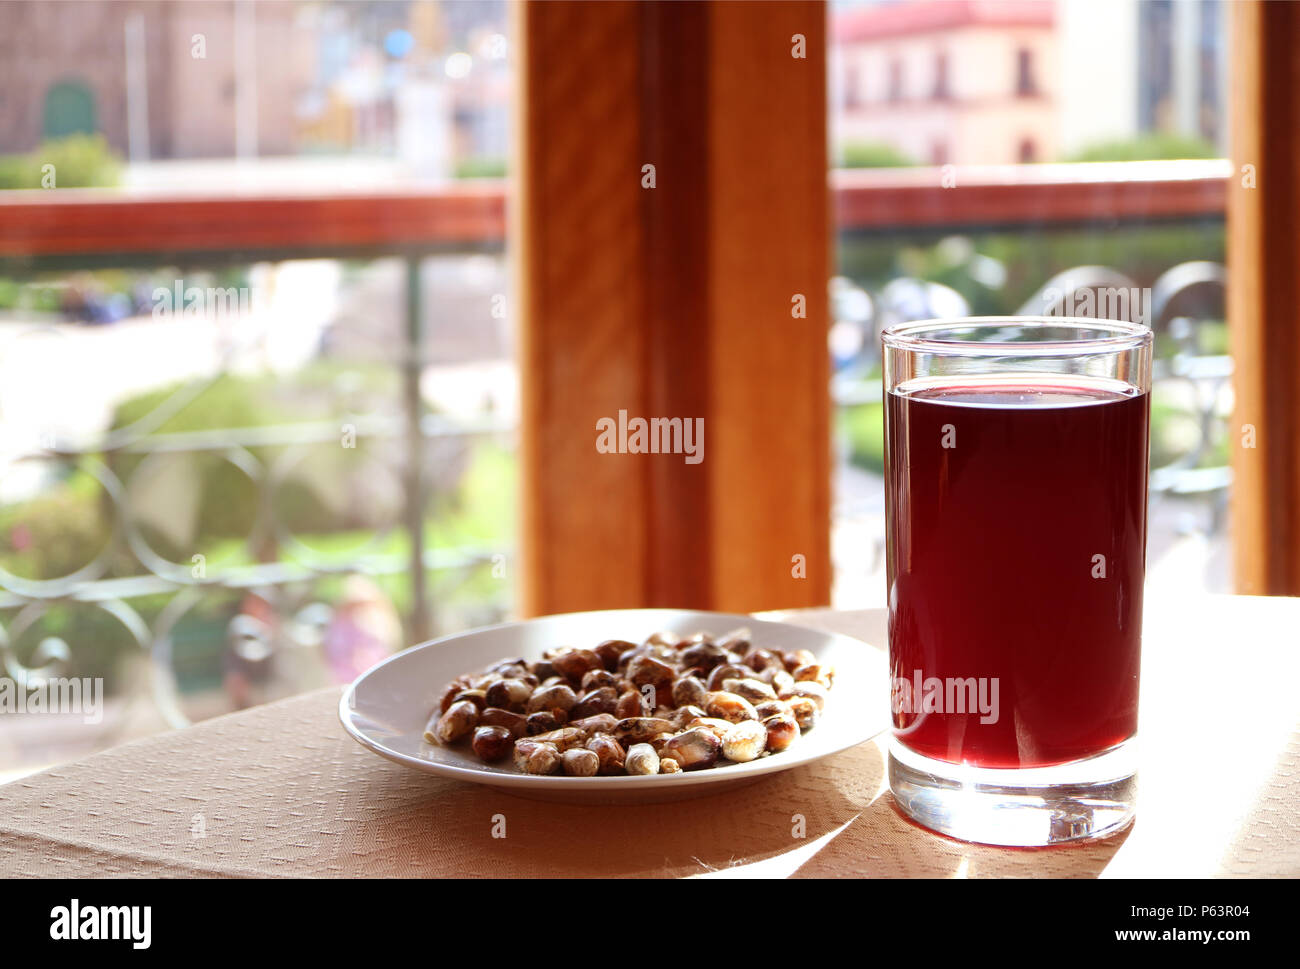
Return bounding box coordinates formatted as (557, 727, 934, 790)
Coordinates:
(515, 1, 652, 615)
(706, 3, 831, 611)
(1228, 1, 1300, 594)
(516, 1, 831, 615)
(640, 1, 714, 608)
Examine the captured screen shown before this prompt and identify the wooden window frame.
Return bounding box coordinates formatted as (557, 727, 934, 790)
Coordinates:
(515, 0, 831, 616)
(1228, 1, 1300, 595)
(6, 1, 1282, 611)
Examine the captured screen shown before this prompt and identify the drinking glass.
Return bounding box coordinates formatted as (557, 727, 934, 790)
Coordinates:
(882, 317, 1152, 845)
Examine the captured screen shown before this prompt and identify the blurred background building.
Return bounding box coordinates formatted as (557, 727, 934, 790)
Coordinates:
(0, 0, 509, 181)
(831, 0, 1059, 165)
(830, 0, 1228, 166)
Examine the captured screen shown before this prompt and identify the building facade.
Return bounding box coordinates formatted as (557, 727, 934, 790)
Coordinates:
(831, 0, 1058, 166)
(0, 0, 305, 160)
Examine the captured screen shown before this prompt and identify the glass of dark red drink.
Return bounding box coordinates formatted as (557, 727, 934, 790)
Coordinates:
(882, 317, 1152, 845)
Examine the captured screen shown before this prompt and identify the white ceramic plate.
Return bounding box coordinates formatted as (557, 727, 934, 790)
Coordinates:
(340, 608, 888, 802)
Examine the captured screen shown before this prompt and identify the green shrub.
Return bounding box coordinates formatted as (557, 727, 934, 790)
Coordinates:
(839, 140, 915, 169)
(0, 466, 112, 581)
(839, 402, 885, 473)
(454, 156, 507, 179)
(108, 366, 403, 547)
(1067, 133, 1219, 163)
(0, 134, 121, 189)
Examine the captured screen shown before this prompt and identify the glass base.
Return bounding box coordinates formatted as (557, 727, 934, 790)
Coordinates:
(888, 737, 1137, 846)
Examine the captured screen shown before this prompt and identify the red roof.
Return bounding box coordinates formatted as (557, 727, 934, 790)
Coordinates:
(834, 1, 1055, 42)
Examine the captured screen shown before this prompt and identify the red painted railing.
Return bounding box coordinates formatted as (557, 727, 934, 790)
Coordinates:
(0, 161, 1228, 260)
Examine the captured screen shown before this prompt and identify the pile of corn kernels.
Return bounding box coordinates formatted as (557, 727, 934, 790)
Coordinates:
(425, 629, 834, 776)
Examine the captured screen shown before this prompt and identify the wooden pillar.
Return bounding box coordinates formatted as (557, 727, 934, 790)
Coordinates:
(1228, 1, 1300, 594)
(516, 1, 831, 615)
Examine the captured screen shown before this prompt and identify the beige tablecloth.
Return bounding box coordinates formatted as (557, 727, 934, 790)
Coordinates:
(2, 596, 1297, 877)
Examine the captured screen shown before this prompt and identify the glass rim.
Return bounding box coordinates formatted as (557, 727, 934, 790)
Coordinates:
(880, 316, 1153, 357)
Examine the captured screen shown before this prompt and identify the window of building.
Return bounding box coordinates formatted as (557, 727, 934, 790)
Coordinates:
(1016, 47, 1038, 96)
(42, 79, 97, 139)
(933, 52, 950, 100)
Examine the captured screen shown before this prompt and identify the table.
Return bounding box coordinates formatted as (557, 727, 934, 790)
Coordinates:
(2, 595, 1297, 878)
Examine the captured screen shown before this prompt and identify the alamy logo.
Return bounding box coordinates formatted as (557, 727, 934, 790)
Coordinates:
(0, 677, 103, 724)
(152, 279, 258, 320)
(50, 899, 151, 949)
(1041, 284, 1151, 325)
(595, 410, 704, 465)
(891, 670, 1000, 725)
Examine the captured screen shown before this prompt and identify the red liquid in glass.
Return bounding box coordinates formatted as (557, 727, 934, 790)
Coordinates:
(885, 376, 1148, 769)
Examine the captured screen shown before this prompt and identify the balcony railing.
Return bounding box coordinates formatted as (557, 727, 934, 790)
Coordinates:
(833, 159, 1228, 231)
(0, 160, 1227, 257)
(0, 181, 509, 738)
